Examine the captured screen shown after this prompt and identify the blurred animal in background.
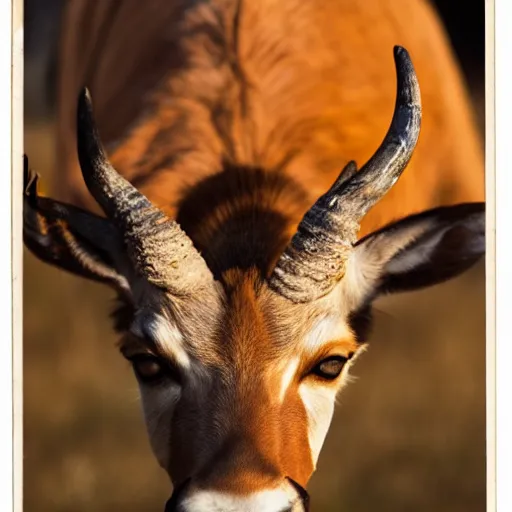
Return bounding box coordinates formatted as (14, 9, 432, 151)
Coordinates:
(23, 1, 485, 510)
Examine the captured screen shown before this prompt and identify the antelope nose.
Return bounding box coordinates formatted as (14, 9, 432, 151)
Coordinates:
(164, 477, 310, 511)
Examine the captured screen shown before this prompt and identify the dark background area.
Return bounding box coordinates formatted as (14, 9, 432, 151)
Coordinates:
(24, 0, 486, 125)
(23, 1, 486, 511)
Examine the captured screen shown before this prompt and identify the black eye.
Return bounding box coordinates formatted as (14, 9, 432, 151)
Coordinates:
(311, 356, 348, 380)
(129, 355, 167, 384)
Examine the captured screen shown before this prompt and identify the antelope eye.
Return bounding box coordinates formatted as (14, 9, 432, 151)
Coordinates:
(129, 355, 166, 384)
(311, 356, 348, 380)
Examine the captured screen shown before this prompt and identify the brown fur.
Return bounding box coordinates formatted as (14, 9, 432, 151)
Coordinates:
(167, 269, 314, 490)
(119, 268, 359, 493)
(176, 164, 311, 278)
(56, 0, 483, 229)
(55, 0, 484, 299)
(52, 0, 484, 499)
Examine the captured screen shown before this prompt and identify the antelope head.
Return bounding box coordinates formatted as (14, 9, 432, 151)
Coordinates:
(24, 47, 485, 511)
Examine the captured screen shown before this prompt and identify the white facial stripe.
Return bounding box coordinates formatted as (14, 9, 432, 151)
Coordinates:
(139, 382, 181, 469)
(132, 312, 194, 469)
(181, 487, 299, 512)
(304, 316, 353, 354)
(131, 311, 191, 369)
(279, 357, 300, 403)
(299, 343, 368, 465)
(297, 317, 354, 464)
(299, 384, 336, 465)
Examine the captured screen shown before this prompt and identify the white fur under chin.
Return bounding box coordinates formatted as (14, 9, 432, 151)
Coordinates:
(180, 487, 300, 512)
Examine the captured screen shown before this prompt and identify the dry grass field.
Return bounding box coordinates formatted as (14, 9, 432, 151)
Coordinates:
(23, 1, 486, 510)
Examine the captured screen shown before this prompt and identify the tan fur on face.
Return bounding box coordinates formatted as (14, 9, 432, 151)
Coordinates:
(165, 269, 316, 491)
(119, 268, 365, 493)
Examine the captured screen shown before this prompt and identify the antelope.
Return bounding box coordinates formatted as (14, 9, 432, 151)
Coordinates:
(24, 1, 485, 510)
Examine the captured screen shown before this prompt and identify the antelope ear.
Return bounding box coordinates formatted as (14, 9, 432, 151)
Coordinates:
(23, 156, 132, 300)
(346, 202, 485, 305)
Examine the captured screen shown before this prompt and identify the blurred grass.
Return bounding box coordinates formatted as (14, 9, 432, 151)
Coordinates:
(24, 120, 485, 511)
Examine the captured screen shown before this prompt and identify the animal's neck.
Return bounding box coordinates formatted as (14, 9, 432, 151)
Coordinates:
(175, 163, 310, 280)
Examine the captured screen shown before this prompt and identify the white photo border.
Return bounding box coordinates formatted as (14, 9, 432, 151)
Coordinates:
(8, 0, 23, 510)
(0, 0, 13, 506)
(5, 1, 509, 511)
(495, 1, 511, 511)
(486, 1, 497, 511)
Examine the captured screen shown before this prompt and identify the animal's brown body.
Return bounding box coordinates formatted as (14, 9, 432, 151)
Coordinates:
(56, 0, 483, 241)
(24, 0, 485, 509)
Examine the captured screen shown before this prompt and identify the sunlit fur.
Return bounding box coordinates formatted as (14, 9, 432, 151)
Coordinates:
(118, 268, 364, 491)
(54, 0, 484, 504)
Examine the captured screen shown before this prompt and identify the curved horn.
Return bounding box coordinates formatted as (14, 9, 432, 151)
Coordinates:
(76, 88, 214, 291)
(269, 46, 422, 303)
